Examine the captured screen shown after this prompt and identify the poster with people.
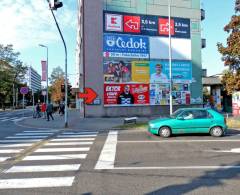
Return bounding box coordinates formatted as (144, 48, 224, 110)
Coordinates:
(149, 62, 169, 83)
(103, 60, 132, 83)
(104, 84, 149, 106)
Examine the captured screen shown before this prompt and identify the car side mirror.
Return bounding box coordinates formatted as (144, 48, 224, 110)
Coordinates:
(177, 116, 184, 120)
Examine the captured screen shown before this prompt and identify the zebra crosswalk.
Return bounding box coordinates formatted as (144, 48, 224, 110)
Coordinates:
(0, 129, 98, 189)
(0, 116, 28, 123)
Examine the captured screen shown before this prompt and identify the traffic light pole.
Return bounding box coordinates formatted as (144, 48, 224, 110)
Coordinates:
(47, 0, 68, 128)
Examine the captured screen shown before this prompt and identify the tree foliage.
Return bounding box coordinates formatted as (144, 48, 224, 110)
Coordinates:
(50, 76, 64, 103)
(217, 0, 240, 94)
(0, 44, 27, 107)
(50, 66, 64, 84)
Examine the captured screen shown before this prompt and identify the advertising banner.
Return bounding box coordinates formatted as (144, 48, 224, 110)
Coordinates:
(232, 92, 240, 116)
(103, 34, 149, 58)
(41, 60, 47, 81)
(150, 37, 191, 60)
(104, 83, 149, 106)
(104, 11, 190, 39)
(103, 60, 132, 83)
(150, 83, 190, 105)
(149, 60, 192, 83)
(131, 61, 150, 83)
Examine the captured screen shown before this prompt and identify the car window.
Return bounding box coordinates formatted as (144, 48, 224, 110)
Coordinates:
(192, 110, 209, 119)
(170, 109, 184, 118)
(180, 111, 194, 120)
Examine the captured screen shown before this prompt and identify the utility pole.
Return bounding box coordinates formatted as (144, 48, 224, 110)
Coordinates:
(46, 0, 68, 128)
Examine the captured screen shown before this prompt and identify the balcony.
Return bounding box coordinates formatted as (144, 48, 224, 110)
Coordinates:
(201, 9, 205, 21)
(202, 38, 206, 49)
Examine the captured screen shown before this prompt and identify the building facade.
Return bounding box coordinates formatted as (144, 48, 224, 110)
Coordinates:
(26, 66, 41, 93)
(76, 0, 205, 117)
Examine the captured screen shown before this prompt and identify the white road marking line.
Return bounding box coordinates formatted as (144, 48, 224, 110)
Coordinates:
(118, 139, 240, 143)
(206, 148, 240, 153)
(6, 136, 48, 139)
(45, 142, 93, 146)
(23, 154, 87, 160)
(8, 117, 18, 121)
(0, 177, 75, 189)
(0, 149, 23, 153)
(95, 131, 118, 170)
(0, 118, 11, 122)
(0, 157, 10, 162)
(34, 147, 90, 153)
(23, 130, 59, 133)
(12, 117, 27, 122)
(113, 166, 240, 170)
(0, 143, 32, 147)
(0, 139, 42, 143)
(5, 164, 81, 173)
(61, 131, 98, 135)
(57, 134, 97, 138)
(51, 138, 95, 142)
(15, 133, 54, 136)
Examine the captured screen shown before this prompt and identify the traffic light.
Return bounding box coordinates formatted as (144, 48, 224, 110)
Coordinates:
(50, 0, 63, 10)
(67, 84, 72, 96)
(61, 84, 65, 93)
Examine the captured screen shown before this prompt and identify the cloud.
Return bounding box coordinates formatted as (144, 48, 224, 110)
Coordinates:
(0, 0, 77, 49)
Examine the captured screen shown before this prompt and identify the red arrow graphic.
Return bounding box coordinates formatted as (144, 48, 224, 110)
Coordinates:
(125, 20, 139, 30)
(78, 88, 97, 104)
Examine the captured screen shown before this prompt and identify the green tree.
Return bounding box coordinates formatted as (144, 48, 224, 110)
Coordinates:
(217, 0, 240, 94)
(50, 66, 64, 84)
(0, 44, 27, 108)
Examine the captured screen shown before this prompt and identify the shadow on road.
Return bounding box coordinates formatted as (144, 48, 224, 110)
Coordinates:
(145, 162, 240, 195)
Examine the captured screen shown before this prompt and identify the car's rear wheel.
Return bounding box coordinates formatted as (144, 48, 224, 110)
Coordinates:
(159, 126, 171, 138)
(210, 126, 224, 137)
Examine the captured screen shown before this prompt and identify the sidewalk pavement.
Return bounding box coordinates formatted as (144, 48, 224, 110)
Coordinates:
(17, 109, 150, 130)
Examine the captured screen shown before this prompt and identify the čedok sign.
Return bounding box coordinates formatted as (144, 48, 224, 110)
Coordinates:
(103, 34, 149, 58)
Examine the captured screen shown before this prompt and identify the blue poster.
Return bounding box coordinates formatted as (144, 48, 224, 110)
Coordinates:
(140, 15, 158, 36)
(103, 34, 149, 58)
(173, 17, 190, 39)
(149, 60, 192, 83)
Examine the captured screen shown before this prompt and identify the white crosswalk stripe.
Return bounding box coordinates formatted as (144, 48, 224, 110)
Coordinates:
(0, 177, 75, 188)
(0, 116, 28, 122)
(5, 164, 81, 173)
(0, 130, 98, 189)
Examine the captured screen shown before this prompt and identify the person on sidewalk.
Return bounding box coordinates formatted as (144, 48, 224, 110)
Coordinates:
(46, 102, 54, 121)
(36, 103, 41, 118)
(41, 102, 47, 119)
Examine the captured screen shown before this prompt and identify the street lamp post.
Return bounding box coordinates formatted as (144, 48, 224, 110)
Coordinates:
(39, 44, 49, 105)
(46, 0, 68, 128)
(168, 0, 173, 115)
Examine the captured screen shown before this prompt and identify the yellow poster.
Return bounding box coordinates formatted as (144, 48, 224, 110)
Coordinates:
(132, 61, 150, 83)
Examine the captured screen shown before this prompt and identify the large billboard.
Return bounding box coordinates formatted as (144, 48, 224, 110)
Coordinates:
(103, 34, 149, 58)
(103, 11, 192, 107)
(104, 83, 150, 106)
(104, 11, 191, 39)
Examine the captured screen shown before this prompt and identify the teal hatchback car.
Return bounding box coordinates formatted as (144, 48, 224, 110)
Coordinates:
(148, 108, 227, 138)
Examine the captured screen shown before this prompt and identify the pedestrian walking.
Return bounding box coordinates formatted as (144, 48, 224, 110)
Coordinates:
(59, 102, 65, 116)
(46, 102, 54, 121)
(36, 103, 41, 118)
(41, 102, 47, 119)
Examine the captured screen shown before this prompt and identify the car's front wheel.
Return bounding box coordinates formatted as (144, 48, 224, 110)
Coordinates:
(210, 126, 224, 137)
(159, 126, 171, 138)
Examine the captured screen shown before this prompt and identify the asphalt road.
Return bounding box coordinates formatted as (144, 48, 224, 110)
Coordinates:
(0, 114, 239, 195)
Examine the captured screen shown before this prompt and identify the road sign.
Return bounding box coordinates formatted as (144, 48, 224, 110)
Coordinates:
(20, 87, 29, 95)
(42, 90, 47, 96)
(78, 88, 97, 104)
